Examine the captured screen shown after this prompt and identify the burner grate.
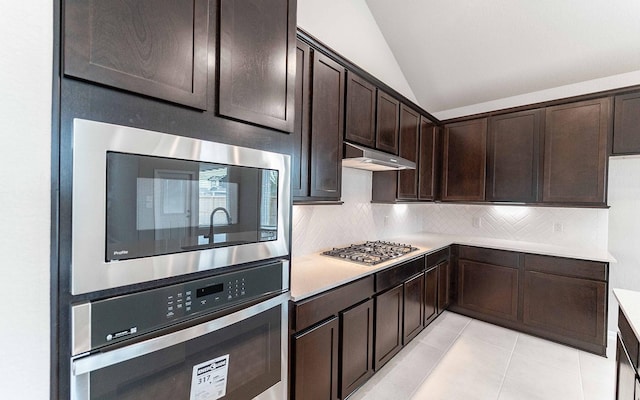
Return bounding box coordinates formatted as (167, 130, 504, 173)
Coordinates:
(322, 241, 417, 265)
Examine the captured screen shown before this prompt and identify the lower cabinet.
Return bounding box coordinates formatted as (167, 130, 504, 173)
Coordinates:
(403, 273, 425, 343)
(616, 335, 637, 400)
(374, 284, 404, 370)
(451, 246, 608, 355)
(292, 317, 340, 400)
(424, 266, 438, 325)
(458, 259, 519, 321)
(437, 260, 451, 313)
(340, 299, 374, 398)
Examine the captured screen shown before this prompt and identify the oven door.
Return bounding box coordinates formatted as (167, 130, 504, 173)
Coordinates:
(71, 294, 288, 400)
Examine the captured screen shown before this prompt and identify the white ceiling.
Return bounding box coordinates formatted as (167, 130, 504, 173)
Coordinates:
(365, 0, 640, 115)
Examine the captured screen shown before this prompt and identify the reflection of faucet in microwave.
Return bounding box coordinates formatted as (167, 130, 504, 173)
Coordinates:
(208, 207, 232, 244)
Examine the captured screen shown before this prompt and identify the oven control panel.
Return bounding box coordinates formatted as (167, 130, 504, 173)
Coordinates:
(74, 260, 287, 353)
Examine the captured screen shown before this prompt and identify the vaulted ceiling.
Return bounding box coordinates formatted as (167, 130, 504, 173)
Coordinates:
(365, 0, 640, 116)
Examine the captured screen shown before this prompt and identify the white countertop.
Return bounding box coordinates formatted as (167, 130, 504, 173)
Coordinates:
(291, 232, 616, 301)
(614, 289, 640, 339)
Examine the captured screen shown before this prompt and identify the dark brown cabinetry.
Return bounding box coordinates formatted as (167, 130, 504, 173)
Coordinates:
(403, 273, 425, 343)
(374, 284, 403, 370)
(309, 52, 345, 199)
(424, 266, 439, 325)
(340, 299, 374, 398)
(419, 119, 440, 200)
(522, 254, 607, 353)
(376, 91, 400, 154)
(218, 0, 296, 132)
(64, 0, 209, 109)
(293, 46, 345, 202)
(291, 276, 374, 400)
(543, 98, 610, 205)
(345, 73, 377, 148)
(487, 109, 543, 202)
(451, 247, 608, 355)
(292, 316, 339, 400)
(437, 260, 452, 313)
(292, 40, 311, 198)
(397, 105, 421, 200)
(442, 119, 488, 201)
(613, 92, 640, 155)
(616, 309, 640, 399)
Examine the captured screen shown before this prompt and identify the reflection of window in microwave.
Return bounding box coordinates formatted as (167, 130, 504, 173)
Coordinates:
(198, 165, 238, 227)
(260, 170, 278, 229)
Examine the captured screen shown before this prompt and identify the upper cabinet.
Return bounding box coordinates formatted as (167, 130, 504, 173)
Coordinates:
(308, 52, 346, 200)
(442, 119, 488, 201)
(292, 40, 311, 199)
(486, 109, 543, 203)
(218, 0, 297, 132)
(418, 118, 440, 201)
(64, 0, 209, 109)
(613, 92, 640, 155)
(345, 72, 377, 148)
(292, 42, 345, 203)
(397, 105, 420, 200)
(542, 98, 610, 205)
(376, 91, 400, 155)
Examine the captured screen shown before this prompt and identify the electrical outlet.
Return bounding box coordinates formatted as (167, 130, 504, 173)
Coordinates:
(472, 216, 481, 228)
(553, 222, 564, 233)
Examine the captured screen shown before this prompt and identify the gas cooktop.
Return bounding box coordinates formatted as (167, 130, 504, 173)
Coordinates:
(322, 241, 418, 266)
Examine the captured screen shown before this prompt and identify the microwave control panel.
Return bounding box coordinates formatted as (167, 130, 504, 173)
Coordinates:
(81, 260, 285, 351)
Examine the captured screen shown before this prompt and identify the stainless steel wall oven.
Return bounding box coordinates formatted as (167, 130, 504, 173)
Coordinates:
(71, 119, 291, 295)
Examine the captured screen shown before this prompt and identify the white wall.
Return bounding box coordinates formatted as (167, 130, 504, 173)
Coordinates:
(297, 0, 418, 103)
(607, 156, 640, 333)
(292, 168, 427, 256)
(435, 70, 640, 120)
(0, 1, 52, 399)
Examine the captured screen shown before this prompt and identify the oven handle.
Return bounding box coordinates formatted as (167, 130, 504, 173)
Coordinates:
(72, 292, 289, 376)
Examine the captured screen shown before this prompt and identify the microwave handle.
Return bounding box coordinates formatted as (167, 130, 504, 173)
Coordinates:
(72, 293, 288, 376)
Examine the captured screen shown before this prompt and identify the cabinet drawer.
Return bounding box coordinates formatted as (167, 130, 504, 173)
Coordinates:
(376, 256, 425, 293)
(459, 245, 519, 268)
(426, 247, 449, 268)
(293, 276, 374, 332)
(619, 308, 640, 370)
(524, 254, 607, 281)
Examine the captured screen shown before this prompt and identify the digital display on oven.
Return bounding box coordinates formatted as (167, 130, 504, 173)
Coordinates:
(196, 283, 224, 298)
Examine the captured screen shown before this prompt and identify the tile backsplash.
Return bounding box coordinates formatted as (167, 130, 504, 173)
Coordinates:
(292, 167, 609, 256)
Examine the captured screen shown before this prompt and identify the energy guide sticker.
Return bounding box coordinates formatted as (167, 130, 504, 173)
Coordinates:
(190, 354, 230, 400)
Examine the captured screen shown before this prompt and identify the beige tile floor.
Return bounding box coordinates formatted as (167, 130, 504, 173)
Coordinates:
(349, 311, 616, 400)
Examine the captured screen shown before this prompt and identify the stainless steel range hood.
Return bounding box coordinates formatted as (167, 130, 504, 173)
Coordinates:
(342, 142, 416, 171)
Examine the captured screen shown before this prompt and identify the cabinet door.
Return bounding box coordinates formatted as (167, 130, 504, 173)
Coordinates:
(616, 335, 636, 400)
(309, 53, 345, 199)
(458, 260, 519, 321)
(397, 104, 420, 200)
(403, 273, 425, 343)
(442, 119, 487, 201)
(437, 260, 451, 314)
(345, 72, 376, 148)
(487, 109, 543, 202)
(374, 284, 403, 370)
(613, 92, 640, 155)
(218, 0, 296, 132)
(424, 267, 438, 325)
(340, 299, 374, 399)
(523, 271, 606, 347)
(64, 0, 209, 109)
(376, 91, 400, 154)
(292, 40, 311, 198)
(543, 98, 610, 204)
(419, 118, 439, 200)
(293, 317, 339, 400)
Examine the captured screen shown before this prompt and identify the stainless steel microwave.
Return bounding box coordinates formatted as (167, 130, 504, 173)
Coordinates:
(71, 119, 291, 295)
